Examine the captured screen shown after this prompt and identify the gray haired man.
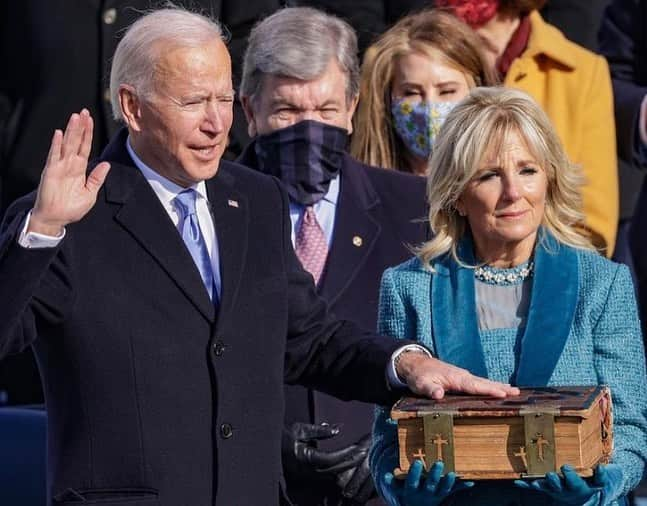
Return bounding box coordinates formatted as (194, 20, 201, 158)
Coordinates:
(238, 7, 430, 505)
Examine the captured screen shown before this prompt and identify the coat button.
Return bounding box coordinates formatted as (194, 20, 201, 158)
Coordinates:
(212, 340, 226, 357)
(103, 8, 117, 25)
(220, 423, 233, 439)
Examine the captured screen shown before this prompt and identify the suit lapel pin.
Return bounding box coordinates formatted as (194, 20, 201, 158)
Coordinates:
(352, 236, 363, 247)
(227, 199, 239, 208)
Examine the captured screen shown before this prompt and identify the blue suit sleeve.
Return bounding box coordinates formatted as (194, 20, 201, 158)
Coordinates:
(592, 263, 647, 499)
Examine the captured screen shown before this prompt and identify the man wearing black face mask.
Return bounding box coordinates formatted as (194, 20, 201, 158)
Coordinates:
(239, 8, 428, 506)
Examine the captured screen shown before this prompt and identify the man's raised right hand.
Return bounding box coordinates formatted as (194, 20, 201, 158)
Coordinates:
(29, 109, 111, 236)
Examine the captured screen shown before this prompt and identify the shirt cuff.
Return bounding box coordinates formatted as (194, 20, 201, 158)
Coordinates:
(17, 210, 66, 249)
(387, 344, 432, 388)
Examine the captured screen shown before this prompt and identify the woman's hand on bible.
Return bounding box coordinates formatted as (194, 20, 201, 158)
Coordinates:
(378, 460, 474, 506)
(514, 463, 623, 505)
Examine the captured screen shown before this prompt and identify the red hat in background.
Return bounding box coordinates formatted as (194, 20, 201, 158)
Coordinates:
(436, 0, 500, 27)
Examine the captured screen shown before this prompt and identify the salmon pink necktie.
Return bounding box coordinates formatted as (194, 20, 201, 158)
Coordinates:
(295, 206, 328, 285)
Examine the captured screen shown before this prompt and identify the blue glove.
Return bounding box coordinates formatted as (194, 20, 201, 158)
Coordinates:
(514, 464, 624, 505)
(377, 459, 474, 506)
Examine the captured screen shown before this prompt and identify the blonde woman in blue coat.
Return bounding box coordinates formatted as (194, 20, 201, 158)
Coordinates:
(370, 87, 647, 506)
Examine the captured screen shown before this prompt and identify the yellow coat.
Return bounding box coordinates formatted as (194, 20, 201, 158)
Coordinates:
(505, 11, 618, 255)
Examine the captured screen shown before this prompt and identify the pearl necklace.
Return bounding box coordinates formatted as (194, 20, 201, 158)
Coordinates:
(474, 260, 534, 286)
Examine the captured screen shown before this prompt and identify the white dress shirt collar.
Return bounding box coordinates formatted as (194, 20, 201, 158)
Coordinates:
(321, 175, 340, 206)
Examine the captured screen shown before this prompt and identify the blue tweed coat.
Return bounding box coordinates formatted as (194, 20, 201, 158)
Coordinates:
(371, 234, 647, 506)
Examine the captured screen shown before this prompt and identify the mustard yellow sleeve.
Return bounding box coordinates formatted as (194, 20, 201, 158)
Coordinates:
(578, 55, 619, 257)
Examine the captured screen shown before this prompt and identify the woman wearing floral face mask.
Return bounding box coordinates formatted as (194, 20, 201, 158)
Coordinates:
(351, 9, 497, 176)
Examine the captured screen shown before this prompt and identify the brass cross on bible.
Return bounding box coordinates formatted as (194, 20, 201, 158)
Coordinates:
(412, 449, 426, 467)
(432, 433, 448, 461)
(533, 433, 551, 462)
(514, 446, 528, 468)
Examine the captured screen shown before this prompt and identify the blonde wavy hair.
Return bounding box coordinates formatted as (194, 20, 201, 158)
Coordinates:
(417, 87, 595, 268)
(350, 9, 497, 172)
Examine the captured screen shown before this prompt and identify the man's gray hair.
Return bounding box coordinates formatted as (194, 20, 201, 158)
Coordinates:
(240, 7, 360, 104)
(110, 7, 225, 121)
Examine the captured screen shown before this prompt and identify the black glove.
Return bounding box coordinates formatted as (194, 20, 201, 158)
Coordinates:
(282, 423, 376, 504)
(336, 434, 377, 504)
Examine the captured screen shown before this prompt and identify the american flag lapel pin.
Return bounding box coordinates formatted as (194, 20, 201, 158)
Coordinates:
(227, 199, 239, 208)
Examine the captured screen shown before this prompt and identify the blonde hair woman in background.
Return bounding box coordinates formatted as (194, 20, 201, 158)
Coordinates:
(351, 9, 497, 176)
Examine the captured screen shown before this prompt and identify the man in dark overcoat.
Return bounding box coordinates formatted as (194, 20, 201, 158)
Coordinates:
(599, 0, 647, 338)
(0, 0, 283, 404)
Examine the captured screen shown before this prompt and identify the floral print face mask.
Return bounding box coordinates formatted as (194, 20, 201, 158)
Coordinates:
(390, 98, 457, 159)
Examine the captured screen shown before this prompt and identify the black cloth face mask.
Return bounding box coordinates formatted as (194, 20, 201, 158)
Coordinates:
(254, 120, 349, 206)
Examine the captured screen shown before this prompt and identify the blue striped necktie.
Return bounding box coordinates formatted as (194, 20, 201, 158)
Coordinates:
(174, 189, 218, 303)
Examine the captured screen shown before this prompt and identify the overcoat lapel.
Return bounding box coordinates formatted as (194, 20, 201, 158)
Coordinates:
(431, 240, 488, 377)
(515, 233, 578, 386)
(205, 167, 248, 333)
(106, 167, 216, 323)
(101, 129, 218, 322)
(319, 157, 380, 305)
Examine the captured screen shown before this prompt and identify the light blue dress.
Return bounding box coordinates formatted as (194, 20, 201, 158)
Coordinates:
(371, 233, 647, 506)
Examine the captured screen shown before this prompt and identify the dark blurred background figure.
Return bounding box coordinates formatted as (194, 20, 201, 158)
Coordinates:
(0, 0, 281, 405)
(540, 0, 611, 50)
(599, 0, 647, 339)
